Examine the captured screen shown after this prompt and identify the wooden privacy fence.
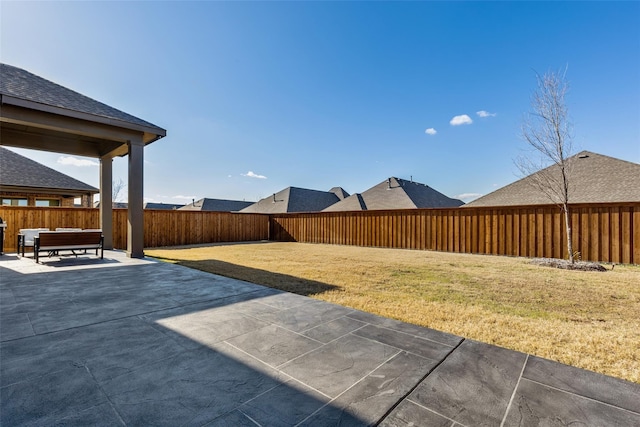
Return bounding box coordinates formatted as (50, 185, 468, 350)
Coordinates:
(1, 207, 100, 253)
(270, 203, 640, 264)
(0, 207, 269, 253)
(1, 203, 638, 264)
(130, 209, 268, 249)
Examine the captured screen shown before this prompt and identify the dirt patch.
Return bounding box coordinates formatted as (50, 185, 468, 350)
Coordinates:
(530, 258, 608, 272)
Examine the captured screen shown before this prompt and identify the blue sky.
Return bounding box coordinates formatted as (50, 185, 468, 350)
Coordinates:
(2, 1, 639, 204)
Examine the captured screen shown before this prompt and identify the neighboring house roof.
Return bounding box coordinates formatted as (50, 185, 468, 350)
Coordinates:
(0, 146, 98, 195)
(324, 177, 463, 211)
(325, 193, 368, 211)
(464, 151, 640, 207)
(178, 198, 253, 212)
(240, 187, 344, 213)
(329, 187, 350, 200)
(0, 63, 163, 134)
(93, 201, 128, 209)
(144, 202, 185, 210)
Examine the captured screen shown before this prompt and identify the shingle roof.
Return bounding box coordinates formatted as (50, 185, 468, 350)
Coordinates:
(324, 193, 368, 211)
(329, 187, 350, 200)
(240, 187, 342, 213)
(144, 202, 185, 210)
(0, 63, 164, 132)
(178, 198, 253, 212)
(464, 151, 640, 207)
(323, 177, 463, 211)
(0, 146, 98, 193)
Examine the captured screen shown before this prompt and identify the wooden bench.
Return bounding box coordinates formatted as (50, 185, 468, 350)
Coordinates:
(33, 231, 104, 263)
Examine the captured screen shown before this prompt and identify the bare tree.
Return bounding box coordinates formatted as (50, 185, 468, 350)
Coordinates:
(112, 178, 126, 205)
(518, 68, 576, 262)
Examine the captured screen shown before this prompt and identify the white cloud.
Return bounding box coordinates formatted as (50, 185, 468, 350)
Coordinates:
(57, 156, 99, 167)
(242, 171, 267, 179)
(450, 114, 473, 126)
(424, 128, 437, 135)
(456, 192, 483, 201)
(477, 110, 497, 118)
(172, 195, 199, 200)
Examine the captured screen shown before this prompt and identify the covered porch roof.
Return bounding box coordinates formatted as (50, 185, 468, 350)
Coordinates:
(0, 63, 166, 257)
(0, 63, 165, 157)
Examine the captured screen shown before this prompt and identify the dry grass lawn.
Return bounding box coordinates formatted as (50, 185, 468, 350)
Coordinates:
(147, 242, 640, 383)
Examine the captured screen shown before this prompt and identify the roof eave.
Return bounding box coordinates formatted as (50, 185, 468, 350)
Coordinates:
(1, 94, 166, 144)
(0, 184, 99, 196)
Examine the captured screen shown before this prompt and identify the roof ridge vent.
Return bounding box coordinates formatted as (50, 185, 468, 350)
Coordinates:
(578, 153, 590, 159)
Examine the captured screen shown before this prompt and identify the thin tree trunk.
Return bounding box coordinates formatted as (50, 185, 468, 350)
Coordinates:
(563, 205, 574, 263)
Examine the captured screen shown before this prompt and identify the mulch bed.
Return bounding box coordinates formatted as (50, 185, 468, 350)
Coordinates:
(530, 258, 608, 272)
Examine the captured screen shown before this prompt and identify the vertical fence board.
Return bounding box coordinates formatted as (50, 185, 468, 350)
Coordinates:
(633, 207, 640, 265)
(579, 209, 589, 261)
(590, 208, 600, 262)
(610, 207, 621, 263)
(448, 211, 455, 252)
(519, 211, 527, 257)
(621, 207, 632, 264)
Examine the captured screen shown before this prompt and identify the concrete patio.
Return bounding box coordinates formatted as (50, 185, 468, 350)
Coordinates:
(1, 250, 638, 426)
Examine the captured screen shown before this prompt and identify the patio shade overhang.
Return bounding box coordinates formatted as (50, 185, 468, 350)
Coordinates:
(0, 63, 166, 258)
(0, 94, 165, 158)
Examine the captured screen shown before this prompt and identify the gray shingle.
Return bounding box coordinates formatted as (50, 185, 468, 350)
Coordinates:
(324, 177, 463, 211)
(240, 187, 342, 213)
(144, 202, 185, 210)
(0, 146, 98, 192)
(0, 63, 163, 132)
(178, 198, 253, 212)
(464, 151, 640, 207)
(329, 187, 350, 200)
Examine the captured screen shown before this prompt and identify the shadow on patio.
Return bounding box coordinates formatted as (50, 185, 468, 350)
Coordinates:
(2, 250, 638, 426)
(0, 251, 441, 426)
(165, 258, 341, 297)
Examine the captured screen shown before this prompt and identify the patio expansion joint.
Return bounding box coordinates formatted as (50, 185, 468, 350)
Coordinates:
(231, 319, 328, 348)
(82, 362, 128, 427)
(295, 313, 361, 336)
(347, 326, 450, 364)
(219, 340, 302, 388)
(275, 320, 370, 350)
(519, 377, 640, 416)
(236, 409, 262, 426)
(403, 398, 470, 427)
(374, 337, 466, 427)
(25, 311, 36, 337)
(500, 353, 529, 427)
(274, 341, 326, 369)
(253, 297, 318, 312)
(368, 323, 459, 349)
(213, 372, 332, 427)
(293, 349, 403, 427)
(175, 377, 272, 427)
(218, 340, 341, 417)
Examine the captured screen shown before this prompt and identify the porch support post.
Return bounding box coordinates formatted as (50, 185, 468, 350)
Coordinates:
(127, 137, 144, 258)
(99, 155, 113, 249)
